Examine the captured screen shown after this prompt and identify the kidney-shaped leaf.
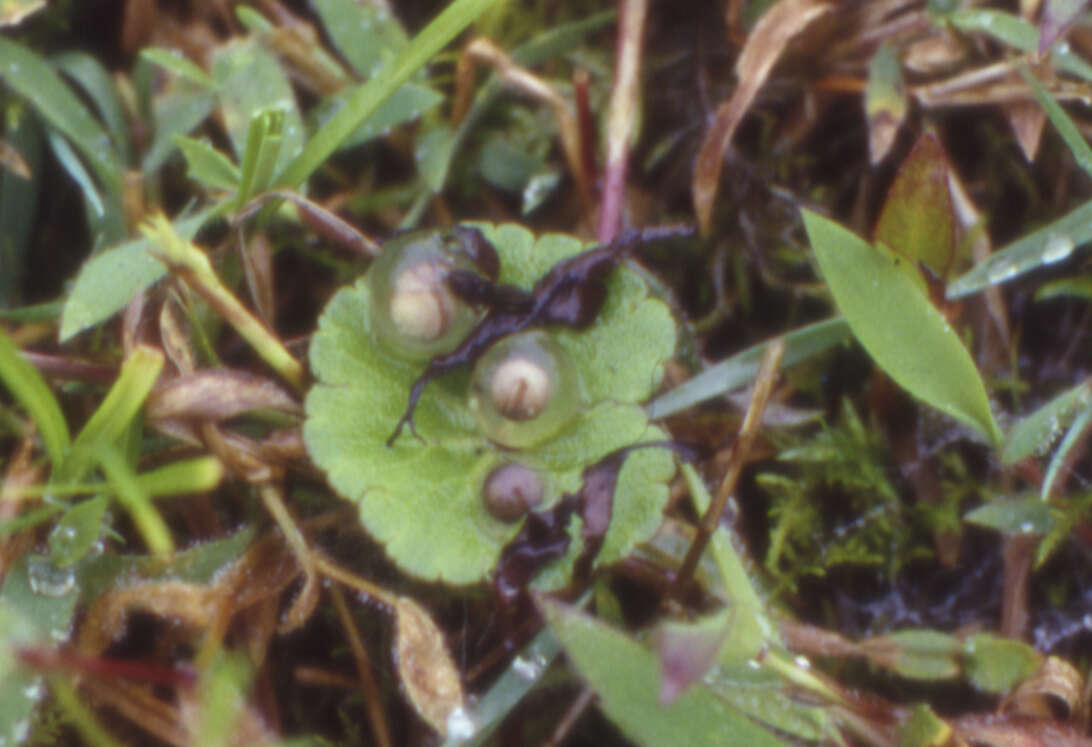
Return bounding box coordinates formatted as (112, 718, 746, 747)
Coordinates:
(304, 224, 677, 584)
(802, 210, 1001, 445)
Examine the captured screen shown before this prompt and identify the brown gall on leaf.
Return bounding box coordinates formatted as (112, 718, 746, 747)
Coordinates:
(692, 0, 831, 236)
(393, 596, 466, 737)
(493, 440, 700, 606)
(482, 462, 544, 522)
(385, 224, 691, 447)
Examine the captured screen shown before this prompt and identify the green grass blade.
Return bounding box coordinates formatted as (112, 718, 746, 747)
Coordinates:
(275, 0, 501, 189)
(136, 456, 225, 498)
(97, 444, 173, 559)
(0, 37, 122, 195)
(57, 346, 164, 484)
(52, 51, 132, 165)
(1042, 401, 1092, 499)
(646, 317, 851, 419)
(947, 197, 1092, 299)
(1002, 379, 1092, 464)
(1019, 63, 1092, 180)
(0, 329, 70, 467)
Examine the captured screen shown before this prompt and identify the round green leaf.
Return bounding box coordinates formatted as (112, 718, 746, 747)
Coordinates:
(304, 223, 678, 583)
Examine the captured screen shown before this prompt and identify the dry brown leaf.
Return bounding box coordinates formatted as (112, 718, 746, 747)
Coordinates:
(904, 30, 967, 75)
(240, 231, 276, 329)
(955, 714, 1092, 747)
(77, 581, 217, 654)
(158, 298, 195, 375)
(393, 596, 465, 737)
(0, 137, 31, 178)
(1004, 656, 1085, 720)
(692, 0, 832, 235)
(146, 369, 300, 422)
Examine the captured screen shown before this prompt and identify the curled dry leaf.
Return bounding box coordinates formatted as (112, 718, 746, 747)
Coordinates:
(146, 369, 301, 421)
(954, 713, 1092, 747)
(393, 596, 465, 737)
(692, 0, 832, 235)
(1003, 655, 1085, 720)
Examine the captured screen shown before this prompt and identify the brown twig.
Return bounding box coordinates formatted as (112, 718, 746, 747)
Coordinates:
(329, 584, 393, 747)
(674, 338, 783, 590)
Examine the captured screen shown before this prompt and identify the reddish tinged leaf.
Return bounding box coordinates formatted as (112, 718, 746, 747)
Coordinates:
(874, 133, 959, 280)
(1007, 100, 1047, 162)
(1039, 0, 1090, 52)
(652, 611, 730, 703)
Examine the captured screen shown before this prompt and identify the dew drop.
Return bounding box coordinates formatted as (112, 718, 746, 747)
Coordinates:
(1041, 233, 1075, 264)
(445, 706, 477, 741)
(27, 559, 75, 597)
(512, 654, 545, 680)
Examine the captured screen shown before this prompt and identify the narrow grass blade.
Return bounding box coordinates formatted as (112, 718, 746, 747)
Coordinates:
(57, 346, 164, 484)
(0, 329, 70, 466)
(97, 444, 173, 559)
(1002, 378, 1092, 464)
(947, 197, 1092, 299)
(52, 51, 132, 164)
(1042, 400, 1092, 499)
(0, 37, 121, 194)
(1019, 63, 1092, 180)
(646, 317, 850, 420)
(276, 0, 500, 188)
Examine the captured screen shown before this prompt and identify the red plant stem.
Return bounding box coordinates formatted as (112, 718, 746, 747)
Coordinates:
(598, 0, 649, 243)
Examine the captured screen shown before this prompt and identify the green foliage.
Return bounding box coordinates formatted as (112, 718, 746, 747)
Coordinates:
(802, 209, 1001, 444)
(541, 597, 789, 747)
(762, 401, 913, 588)
(305, 223, 677, 583)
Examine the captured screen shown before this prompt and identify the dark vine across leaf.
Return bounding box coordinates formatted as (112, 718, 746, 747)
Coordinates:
(386, 224, 692, 446)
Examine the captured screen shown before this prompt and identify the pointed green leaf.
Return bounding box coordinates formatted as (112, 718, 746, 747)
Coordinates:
(0, 329, 70, 467)
(60, 208, 215, 341)
(277, 0, 501, 188)
(964, 497, 1059, 535)
(211, 38, 303, 177)
(174, 136, 241, 192)
(802, 209, 1000, 444)
(1002, 379, 1092, 464)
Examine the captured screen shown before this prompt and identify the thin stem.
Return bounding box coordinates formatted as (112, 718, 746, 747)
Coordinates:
(674, 338, 783, 589)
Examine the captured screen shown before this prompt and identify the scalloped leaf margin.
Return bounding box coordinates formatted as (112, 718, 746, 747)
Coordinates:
(304, 223, 678, 583)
